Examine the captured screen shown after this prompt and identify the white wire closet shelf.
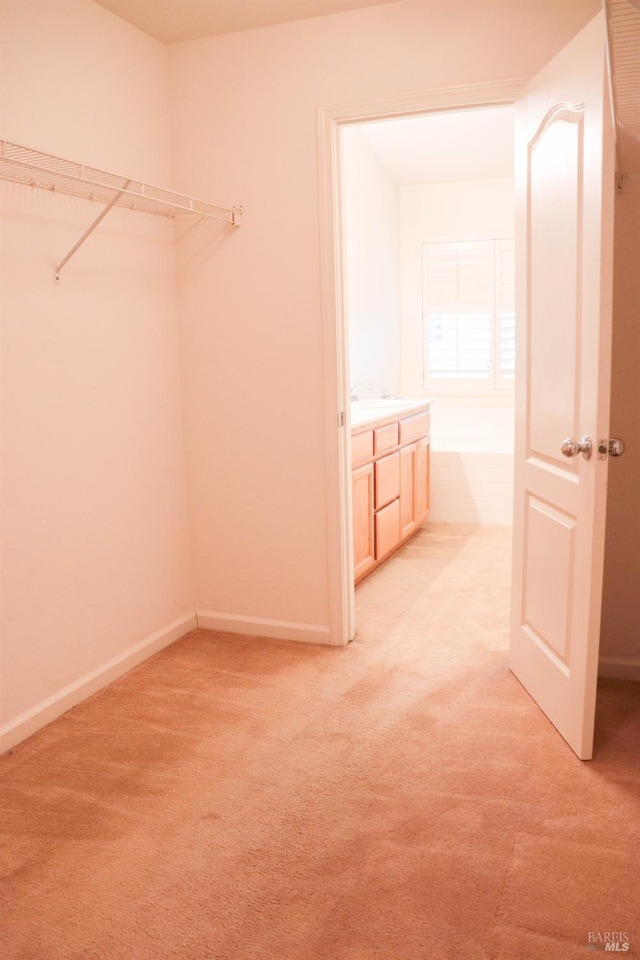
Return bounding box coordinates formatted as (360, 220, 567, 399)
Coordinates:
(0, 140, 241, 222)
(0, 139, 243, 281)
(605, 0, 640, 181)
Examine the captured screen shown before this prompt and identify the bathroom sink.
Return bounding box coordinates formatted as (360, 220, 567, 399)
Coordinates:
(354, 398, 415, 408)
(353, 398, 427, 410)
(349, 398, 431, 427)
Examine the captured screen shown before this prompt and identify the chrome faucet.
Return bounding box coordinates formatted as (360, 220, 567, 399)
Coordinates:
(350, 381, 373, 402)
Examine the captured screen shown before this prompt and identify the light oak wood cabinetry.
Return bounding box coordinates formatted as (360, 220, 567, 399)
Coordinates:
(374, 452, 400, 510)
(351, 402, 431, 584)
(415, 436, 431, 524)
(400, 442, 418, 540)
(352, 463, 375, 581)
(375, 498, 401, 560)
(374, 422, 399, 454)
(399, 435, 431, 539)
(399, 411, 431, 445)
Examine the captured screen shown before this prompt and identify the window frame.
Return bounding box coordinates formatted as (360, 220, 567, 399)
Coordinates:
(421, 237, 515, 398)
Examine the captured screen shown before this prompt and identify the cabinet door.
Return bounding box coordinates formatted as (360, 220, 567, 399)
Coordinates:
(400, 442, 417, 539)
(415, 436, 430, 524)
(352, 463, 375, 581)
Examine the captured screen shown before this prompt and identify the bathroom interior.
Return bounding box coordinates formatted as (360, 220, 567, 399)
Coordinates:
(341, 105, 517, 601)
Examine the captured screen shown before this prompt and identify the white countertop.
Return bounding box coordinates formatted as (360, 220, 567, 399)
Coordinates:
(349, 398, 432, 429)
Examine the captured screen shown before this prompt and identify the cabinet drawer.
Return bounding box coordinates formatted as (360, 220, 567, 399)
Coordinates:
(374, 451, 400, 510)
(399, 410, 430, 445)
(374, 422, 399, 454)
(351, 430, 373, 464)
(375, 498, 401, 560)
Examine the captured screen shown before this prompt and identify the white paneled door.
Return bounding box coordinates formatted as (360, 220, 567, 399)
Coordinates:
(510, 14, 615, 760)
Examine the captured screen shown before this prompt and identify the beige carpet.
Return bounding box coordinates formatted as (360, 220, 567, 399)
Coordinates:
(1, 523, 639, 959)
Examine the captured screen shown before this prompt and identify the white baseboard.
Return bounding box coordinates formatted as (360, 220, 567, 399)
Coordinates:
(598, 656, 640, 682)
(0, 612, 197, 755)
(196, 610, 332, 645)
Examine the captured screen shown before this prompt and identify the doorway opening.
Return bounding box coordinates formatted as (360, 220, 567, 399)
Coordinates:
(317, 81, 524, 649)
(338, 103, 517, 637)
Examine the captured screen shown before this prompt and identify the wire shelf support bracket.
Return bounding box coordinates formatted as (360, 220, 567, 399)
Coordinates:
(0, 139, 243, 282)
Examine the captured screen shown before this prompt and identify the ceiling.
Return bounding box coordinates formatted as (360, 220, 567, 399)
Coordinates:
(356, 106, 515, 184)
(92, 0, 401, 44)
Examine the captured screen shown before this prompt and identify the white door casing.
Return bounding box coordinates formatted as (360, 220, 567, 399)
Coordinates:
(317, 80, 527, 646)
(509, 14, 615, 759)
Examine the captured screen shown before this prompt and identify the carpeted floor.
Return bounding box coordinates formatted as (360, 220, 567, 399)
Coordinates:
(1, 523, 639, 959)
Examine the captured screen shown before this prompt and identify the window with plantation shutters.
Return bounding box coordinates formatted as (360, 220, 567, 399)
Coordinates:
(422, 238, 515, 393)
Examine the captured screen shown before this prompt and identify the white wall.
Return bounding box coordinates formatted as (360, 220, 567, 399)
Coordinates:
(0, 0, 195, 750)
(342, 125, 401, 398)
(169, 0, 598, 641)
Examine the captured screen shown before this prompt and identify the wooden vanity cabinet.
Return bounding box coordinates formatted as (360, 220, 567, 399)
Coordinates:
(415, 436, 431, 523)
(352, 462, 375, 581)
(352, 405, 431, 584)
(400, 435, 431, 538)
(374, 452, 400, 510)
(375, 498, 401, 560)
(400, 443, 418, 540)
